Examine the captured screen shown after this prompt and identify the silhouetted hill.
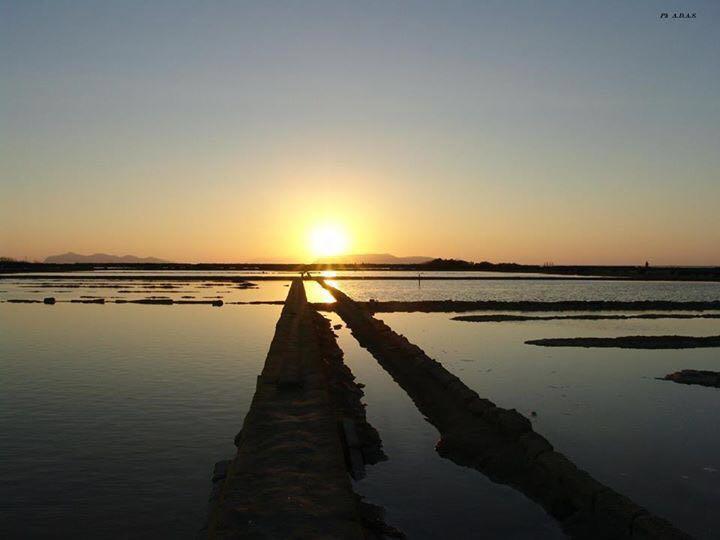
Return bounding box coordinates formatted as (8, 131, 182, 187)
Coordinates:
(44, 252, 168, 264)
(314, 253, 433, 265)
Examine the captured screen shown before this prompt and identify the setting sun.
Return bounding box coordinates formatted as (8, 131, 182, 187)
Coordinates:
(308, 225, 350, 258)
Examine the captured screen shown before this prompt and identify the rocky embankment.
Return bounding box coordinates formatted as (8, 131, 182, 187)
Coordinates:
(526, 335, 720, 349)
(330, 299, 720, 313)
(309, 308, 386, 473)
(319, 280, 689, 539)
(205, 279, 398, 539)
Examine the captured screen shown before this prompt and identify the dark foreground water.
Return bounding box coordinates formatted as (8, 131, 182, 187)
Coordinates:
(0, 303, 280, 538)
(373, 312, 720, 539)
(329, 312, 564, 538)
(2, 278, 719, 538)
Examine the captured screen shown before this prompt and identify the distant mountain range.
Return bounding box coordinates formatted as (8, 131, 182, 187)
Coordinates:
(314, 253, 433, 265)
(44, 252, 168, 264)
(41, 252, 430, 265)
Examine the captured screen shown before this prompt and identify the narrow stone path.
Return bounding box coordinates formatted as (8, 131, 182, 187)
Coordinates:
(206, 279, 368, 539)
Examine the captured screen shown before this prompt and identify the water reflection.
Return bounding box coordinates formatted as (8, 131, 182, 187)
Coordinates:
(304, 280, 337, 303)
(378, 312, 720, 539)
(0, 303, 280, 538)
(328, 312, 564, 539)
(333, 279, 720, 303)
(0, 280, 290, 304)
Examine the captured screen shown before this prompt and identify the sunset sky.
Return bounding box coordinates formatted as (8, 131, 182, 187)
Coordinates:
(2, 1, 718, 264)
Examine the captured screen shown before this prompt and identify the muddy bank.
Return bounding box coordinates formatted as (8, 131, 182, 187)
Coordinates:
(206, 280, 395, 539)
(527, 335, 720, 349)
(454, 313, 720, 322)
(661, 370, 720, 388)
(4, 298, 284, 307)
(225, 300, 285, 305)
(323, 299, 720, 313)
(114, 298, 223, 306)
(319, 280, 688, 539)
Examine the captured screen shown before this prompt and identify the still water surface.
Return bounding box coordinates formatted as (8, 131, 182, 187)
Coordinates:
(332, 278, 720, 302)
(4, 277, 720, 304)
(1, 303, 279, 538)
(1, 278, 719, 538)
(376, 312, 720, 539)
(330, 312, 564, 538)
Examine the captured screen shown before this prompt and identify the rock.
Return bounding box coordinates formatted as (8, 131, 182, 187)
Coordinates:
(593, 490, 644, 537)
(632, 514, 691, 538)
(212, 460, 232, 482)
(496, 409, 532, 438)
(342, 418, 361, 448)
(466, 398, 495, 416)
(518, 432, 553, 461)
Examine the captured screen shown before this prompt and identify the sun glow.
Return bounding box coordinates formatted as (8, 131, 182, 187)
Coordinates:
(309, 225, 350, 258)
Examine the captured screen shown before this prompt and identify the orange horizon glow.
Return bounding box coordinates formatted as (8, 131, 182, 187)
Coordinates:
(3, 3, 720, 267)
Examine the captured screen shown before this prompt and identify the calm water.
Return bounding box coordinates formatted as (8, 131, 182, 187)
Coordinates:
(2, 277, 719, 538)
(4, 276, 720, 304)
(377, 312, 720, 539)
(6, 270, 589, 278)
(330, 278, 720, 302)
(0, 303, 280, 538)
(0, 279, 291, 303)
(329, 312, 564, 539)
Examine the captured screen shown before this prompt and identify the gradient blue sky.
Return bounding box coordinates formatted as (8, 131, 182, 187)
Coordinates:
(2, 1, 718, 263)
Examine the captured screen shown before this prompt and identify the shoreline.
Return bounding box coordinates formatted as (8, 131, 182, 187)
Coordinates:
(4, 274, 714, 282)
(2, 261, 719, 282)
(526, 335, 720, 349)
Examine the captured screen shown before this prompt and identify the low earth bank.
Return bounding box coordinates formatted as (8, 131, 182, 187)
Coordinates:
(526, 335, 720, 349)
(321, 300, 720, 313)
(661, 370, 720, 388)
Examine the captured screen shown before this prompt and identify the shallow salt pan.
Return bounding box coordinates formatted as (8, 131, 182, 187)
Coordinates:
(377, 312, 720, 539)
(333, 278, 720, 303)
